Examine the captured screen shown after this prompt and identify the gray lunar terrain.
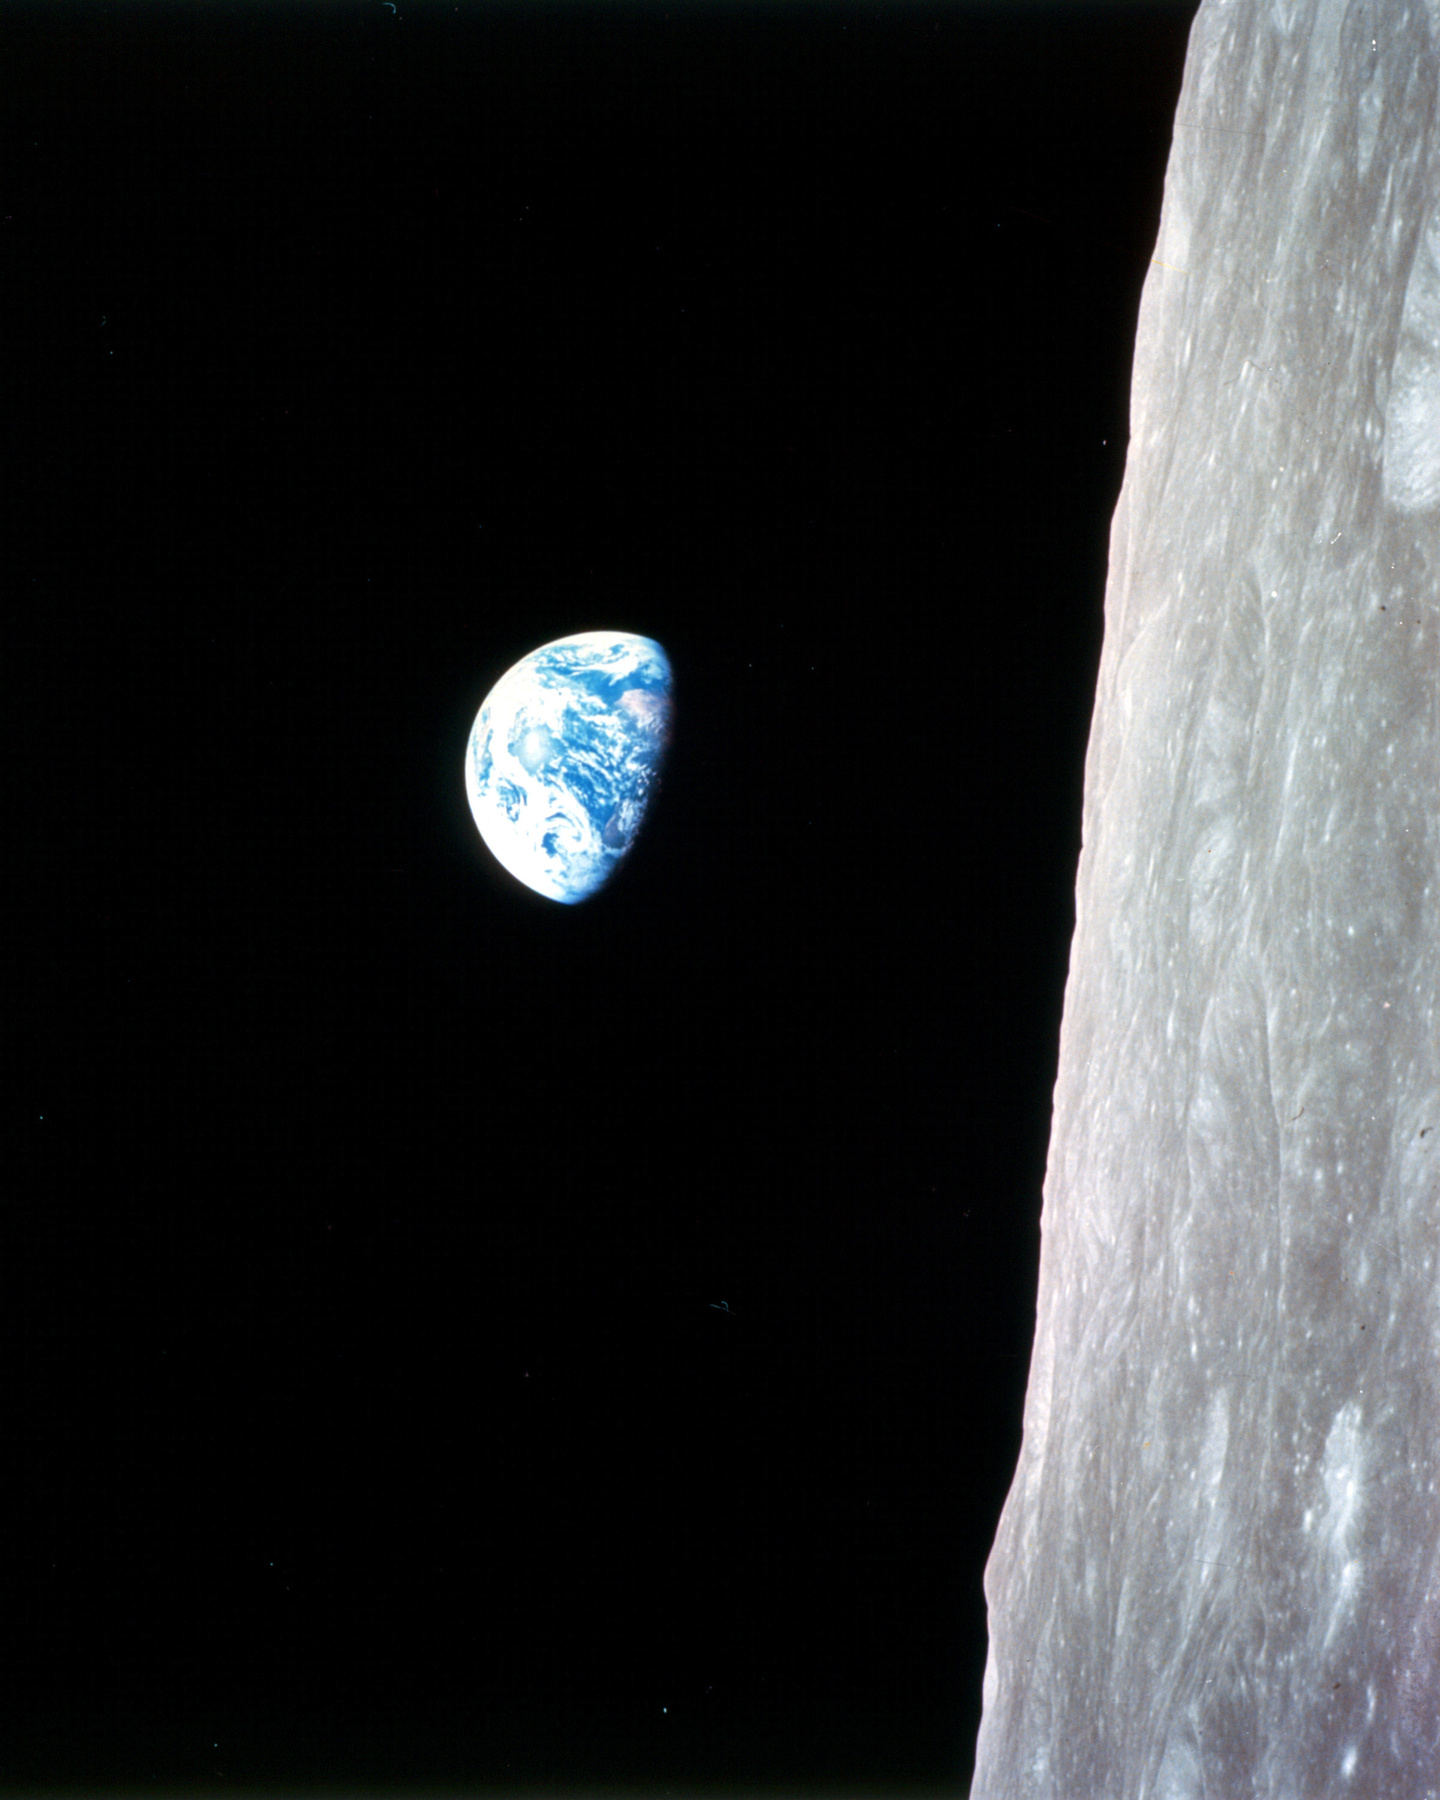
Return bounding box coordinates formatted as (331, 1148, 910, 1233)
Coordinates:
(973, 1, 1440, 1793)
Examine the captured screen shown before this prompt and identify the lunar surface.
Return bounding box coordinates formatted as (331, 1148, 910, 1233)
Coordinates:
(973, 2, 1440, 1792)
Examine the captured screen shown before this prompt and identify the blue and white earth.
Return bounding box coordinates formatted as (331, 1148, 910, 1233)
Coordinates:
(464, 630, 674, 903)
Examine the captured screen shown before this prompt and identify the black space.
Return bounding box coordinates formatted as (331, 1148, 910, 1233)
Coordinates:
(8, 4, 1195, 1795)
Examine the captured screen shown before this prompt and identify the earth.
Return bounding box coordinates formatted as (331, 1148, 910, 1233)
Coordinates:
(464, 631, 674, 903)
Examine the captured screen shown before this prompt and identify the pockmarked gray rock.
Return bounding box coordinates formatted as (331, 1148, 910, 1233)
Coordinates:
(973, 2, 1440, 1794)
